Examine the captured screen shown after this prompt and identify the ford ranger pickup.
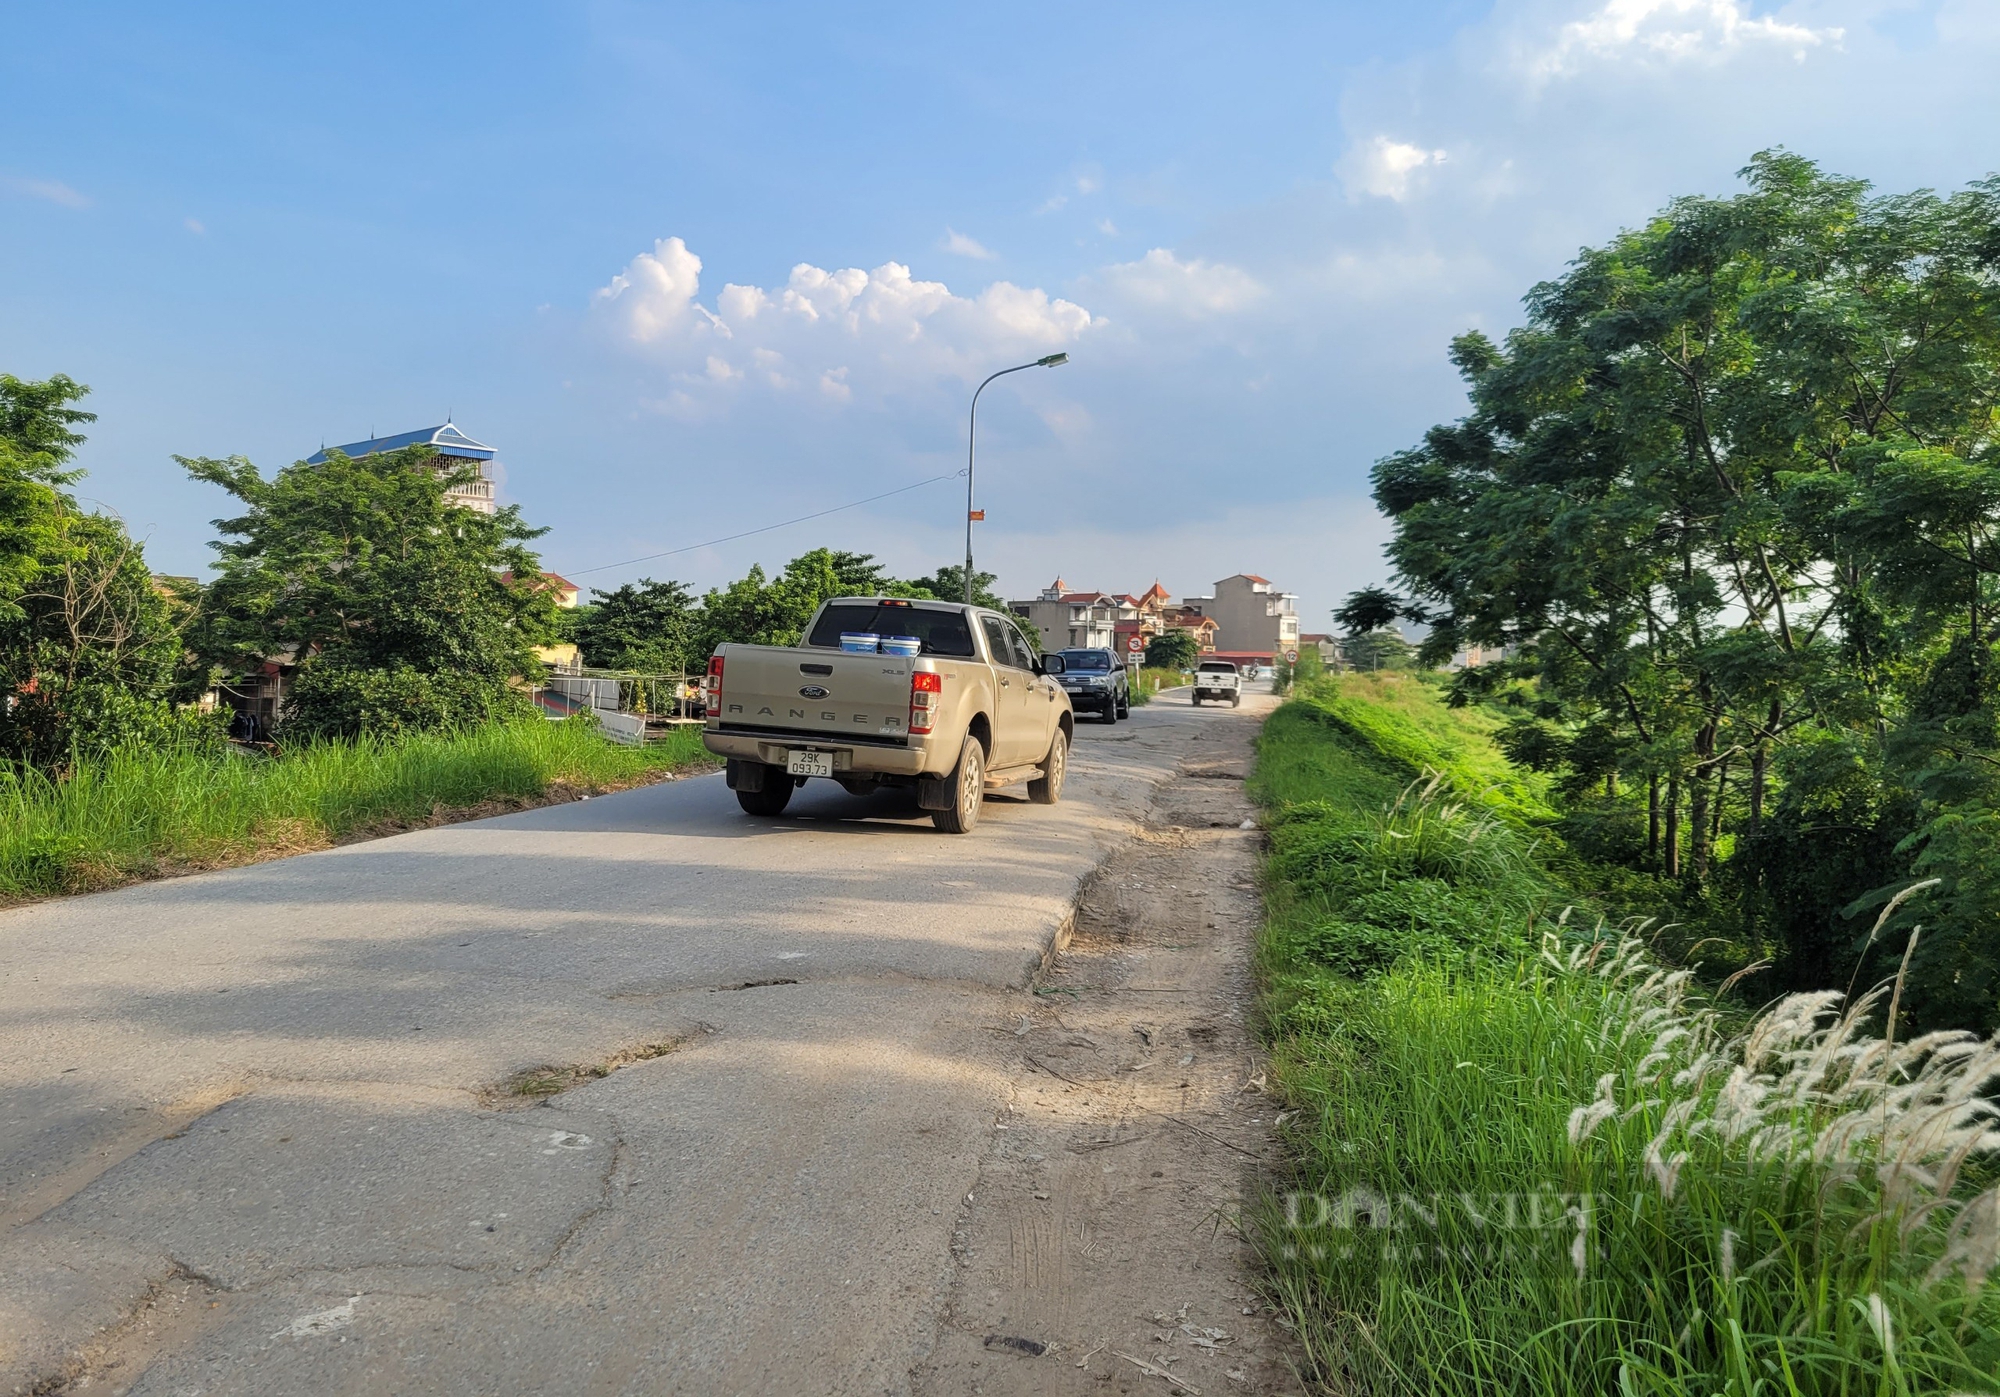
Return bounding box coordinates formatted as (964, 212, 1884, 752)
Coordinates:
(701, 597, 1074, 833)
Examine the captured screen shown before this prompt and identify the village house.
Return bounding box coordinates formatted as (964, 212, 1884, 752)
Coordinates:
(1009, 579, 1139, 652)
(1107, 582, 1174, 666)
(1158, 604, 1220, 654)
(1300, 632, 1344, 668)
(305, 422, 500, 513)
(501, 570, 584, 670)
(1177, 573, 1300, 662)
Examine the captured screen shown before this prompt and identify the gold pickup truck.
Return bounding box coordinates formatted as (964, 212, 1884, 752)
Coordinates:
(701, 597, 1075, 832)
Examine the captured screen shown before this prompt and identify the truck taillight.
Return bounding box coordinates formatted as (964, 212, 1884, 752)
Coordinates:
(706, 654, 724, 718)
(909, 670, 942, 735)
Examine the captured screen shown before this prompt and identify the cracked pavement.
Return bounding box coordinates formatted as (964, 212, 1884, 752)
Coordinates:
(1, 690, 1274, 1395)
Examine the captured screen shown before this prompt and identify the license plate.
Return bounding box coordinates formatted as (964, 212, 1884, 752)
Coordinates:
(786, 749, 834, 778)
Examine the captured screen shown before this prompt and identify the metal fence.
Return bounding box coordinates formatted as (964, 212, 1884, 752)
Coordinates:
(534, 664, 704, 744)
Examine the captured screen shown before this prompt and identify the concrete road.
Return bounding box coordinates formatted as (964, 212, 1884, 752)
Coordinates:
(0, 688, 1271, 1395)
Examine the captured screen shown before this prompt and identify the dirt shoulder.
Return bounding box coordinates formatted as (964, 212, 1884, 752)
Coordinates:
(914, 697, 1301, 1396)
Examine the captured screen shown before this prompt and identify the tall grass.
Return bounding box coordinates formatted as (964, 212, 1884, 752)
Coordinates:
(1127, 666, 1183, 705)
(1254, 673, 1553, 824)
(1253, 677, 2000, 1394)
(0, 718, 713, 899)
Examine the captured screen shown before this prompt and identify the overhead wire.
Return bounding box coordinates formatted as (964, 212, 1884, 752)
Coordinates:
(560, 469, 966, 578)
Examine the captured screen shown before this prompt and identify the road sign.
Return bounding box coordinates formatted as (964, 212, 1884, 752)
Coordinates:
(1127, 636, 1144, 653)
(1285, 650, 1299, 663)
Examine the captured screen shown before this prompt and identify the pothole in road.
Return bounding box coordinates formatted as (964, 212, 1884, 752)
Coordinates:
(491, 1028, 710, 1104)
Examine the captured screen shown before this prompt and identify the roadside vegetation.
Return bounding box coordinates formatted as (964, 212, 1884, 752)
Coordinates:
(0, 373, 1010, 893)
(0, 718, 709, 900)
(1347, 153, 2000, 1038)
(1128, 665, 1182, 705)
(1253, 672, 2000, 1395)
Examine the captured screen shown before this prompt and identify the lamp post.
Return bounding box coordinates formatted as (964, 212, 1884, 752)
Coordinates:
(965, 352, 1069, 604)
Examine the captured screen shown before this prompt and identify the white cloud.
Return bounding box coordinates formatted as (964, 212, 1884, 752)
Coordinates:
(1035, 193, 1069, 215)
(1340, 137, 1449, 201)
(1076, 172, 1102, 195)
(1099, 248, 1266, 317)
(184, 217, 206, 235)
(1097, 217, 1119, 236)
(594, 235, 706, 344)
(7, 177, 89, 209)
(942, 227, 997, 259)
(1527, 0, 1842, 79)
(592, 237, 1096, 412)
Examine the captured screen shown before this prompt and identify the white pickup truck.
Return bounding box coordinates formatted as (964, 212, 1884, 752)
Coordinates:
(1191, 659, 1243, 707)
(701, 597, 1075, 833)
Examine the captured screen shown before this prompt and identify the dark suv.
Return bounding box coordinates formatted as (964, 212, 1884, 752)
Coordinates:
(1054, 647, 1130, 723)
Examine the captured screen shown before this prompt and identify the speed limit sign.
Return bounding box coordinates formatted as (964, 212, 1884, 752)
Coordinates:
(1285, 649, 1299, 663)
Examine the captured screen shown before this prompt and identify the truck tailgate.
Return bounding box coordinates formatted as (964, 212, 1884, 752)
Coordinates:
(715, 646, 916, 744)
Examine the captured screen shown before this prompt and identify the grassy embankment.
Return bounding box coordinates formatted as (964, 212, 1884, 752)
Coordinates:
(1252, 672, 2000, 1396)
(0, 718, 714, 900)
(1127, 666, 1184, 705)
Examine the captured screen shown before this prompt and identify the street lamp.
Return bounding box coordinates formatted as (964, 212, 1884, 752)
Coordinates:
(965, 352, 1070, 604)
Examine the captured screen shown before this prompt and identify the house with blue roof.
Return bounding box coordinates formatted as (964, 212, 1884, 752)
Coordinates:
(306, 422, 498, 514)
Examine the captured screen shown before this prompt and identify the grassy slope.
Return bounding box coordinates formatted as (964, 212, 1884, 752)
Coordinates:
(0, 718, 715, 899)
(1251, 674, 1998, 1396)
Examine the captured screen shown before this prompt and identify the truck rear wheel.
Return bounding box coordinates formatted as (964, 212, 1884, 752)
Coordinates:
(1028, 729, 1067, 805)
(932, 735, 985, 833)
(735, 767, 794, 816)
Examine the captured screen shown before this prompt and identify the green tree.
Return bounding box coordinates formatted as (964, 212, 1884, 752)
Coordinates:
(1334, 587, 1408, 638)
(696, 548, 949, 653)
(576, 578, 698, 672)
(902, 563, 1003, 609)
(0, 375, 190, 771)
(1367, 151, 2000, 1027)
(1344, 630, 1415, 672)
(180, 445, 558, 739)
(1145, 629, 1200, 670)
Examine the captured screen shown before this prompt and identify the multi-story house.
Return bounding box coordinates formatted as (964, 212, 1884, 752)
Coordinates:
(1178, 574, 1301, 658)
(1009, 579, 1139, 652)
(305, 422, 499, 514)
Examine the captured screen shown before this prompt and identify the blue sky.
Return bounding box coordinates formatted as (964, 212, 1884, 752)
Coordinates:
(5, 1, 1998, 630)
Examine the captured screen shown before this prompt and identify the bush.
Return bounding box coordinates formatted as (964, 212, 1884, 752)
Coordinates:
(284, 659, 533, 741)
(1144, 629, 1200, 670)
